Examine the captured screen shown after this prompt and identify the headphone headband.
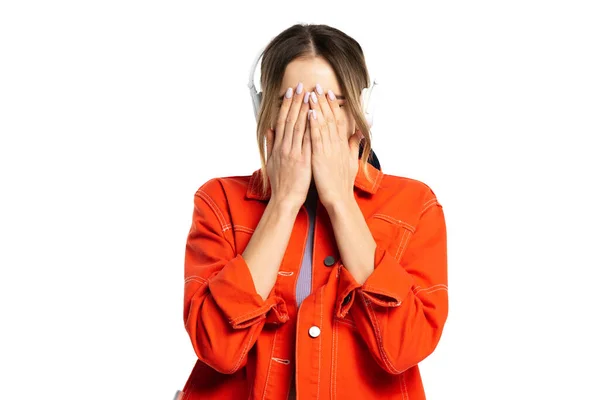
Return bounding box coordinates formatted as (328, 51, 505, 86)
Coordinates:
(248, 47, 377, 128)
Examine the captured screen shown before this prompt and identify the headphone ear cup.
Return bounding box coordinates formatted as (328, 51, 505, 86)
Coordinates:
(360, 87, 374, 128)
(365, 112, 373, 128)
(258, 92, 262, 117)
(251, 90, 262, 121)
(360, 87, 368, 112)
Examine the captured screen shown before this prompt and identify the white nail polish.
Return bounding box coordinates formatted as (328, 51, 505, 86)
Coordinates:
(316, 83, 323, 95)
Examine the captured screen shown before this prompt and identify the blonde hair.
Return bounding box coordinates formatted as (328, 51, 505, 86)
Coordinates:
(255, 23, 377, 196)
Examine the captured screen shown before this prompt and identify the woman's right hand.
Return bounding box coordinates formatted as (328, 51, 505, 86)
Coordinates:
(265, 82, 312, 210)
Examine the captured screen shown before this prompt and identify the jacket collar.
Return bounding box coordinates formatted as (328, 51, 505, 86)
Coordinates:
(245, 146, 383, 201)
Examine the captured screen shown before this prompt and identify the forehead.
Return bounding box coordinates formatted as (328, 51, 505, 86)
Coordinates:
(279, 56, 341, 94)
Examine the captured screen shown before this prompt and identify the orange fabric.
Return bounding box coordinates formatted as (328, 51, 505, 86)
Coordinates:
(181, 161, 448, 399)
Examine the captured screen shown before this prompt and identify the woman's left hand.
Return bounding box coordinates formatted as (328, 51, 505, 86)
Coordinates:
(307, 83, 363, 209)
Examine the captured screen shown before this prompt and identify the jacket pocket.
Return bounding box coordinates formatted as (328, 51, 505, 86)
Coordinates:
(367, 214, 400, 248)
(367, 214, 415, 262)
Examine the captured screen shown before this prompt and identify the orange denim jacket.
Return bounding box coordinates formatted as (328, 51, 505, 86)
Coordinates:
(181, 160, 448, 399)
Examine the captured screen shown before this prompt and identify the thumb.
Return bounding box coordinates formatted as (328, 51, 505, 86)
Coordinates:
(348, 129, 363, 161)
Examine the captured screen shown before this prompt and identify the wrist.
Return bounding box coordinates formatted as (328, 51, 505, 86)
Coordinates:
(324, 195, 357, 218)
(268, 197, 301, 217)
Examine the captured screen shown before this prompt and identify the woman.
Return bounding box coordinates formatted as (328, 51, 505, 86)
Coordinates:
(180, 23, 448, 399)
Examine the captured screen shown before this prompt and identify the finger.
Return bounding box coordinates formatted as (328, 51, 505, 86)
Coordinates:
(326, 89, 347, 140)
(302, 121, 312, 162)
(274, 86, 294, 149)
(282, 82, 306, 152)
(348, 128, 361, 162)
(307, 104, 322, 154)
(292, 91, 311, 154)
(315, 83, 339, 141)
(308, 91, 324, 147)
(266, 127, 274, 161)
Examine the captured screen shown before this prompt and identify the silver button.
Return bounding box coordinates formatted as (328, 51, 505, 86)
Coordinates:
(308, 326, 321, 338)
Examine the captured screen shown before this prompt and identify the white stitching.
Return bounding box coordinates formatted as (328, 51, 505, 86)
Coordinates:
(371, 214, 416, 232)
(233, 227, 254, 234)
(420, 198, 438, 216)
(394, 229, 409, 260)
(316, 286, 324, 399)
(226, 326, 255, 374)
(184, 275, 208, 283)
(413, 284, 448, 296)
(372, 169, 383, 192)
(422, 197, 437, 209)
(397, 231, 412, 261)
(417, 287, 448, 296)
(233, 225, 255, 233)
(413, 284, 447, 291)
(230, 302, 272, 324)
(183, 278, 207, 286)
(371, 213, 396, 224)
(196, 189, 230, 232)
(196, 189, 224, 226)
(360, 292, 402, 374)
(261, 330, 278, 399)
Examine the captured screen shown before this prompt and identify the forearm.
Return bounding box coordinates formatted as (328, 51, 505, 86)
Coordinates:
(184, 186, 293, 373)
(243, 199, 299, 300)
(331, 201, 448, 374)
(326, 198, 376, 285)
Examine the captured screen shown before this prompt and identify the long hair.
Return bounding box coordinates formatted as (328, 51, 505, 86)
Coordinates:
(255, 23, 377, 196)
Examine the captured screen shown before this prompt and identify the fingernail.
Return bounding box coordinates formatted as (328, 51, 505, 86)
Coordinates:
(285, 87, 293, 98)
(307, 110, 312, 120)
(312, 110, 317, 120)
(316, 83, 323, 95)
(327, 90, 335, 101)
(296, 82, 303, 94)
(310, 92, 318, 103)
(303, 92, 310, 103)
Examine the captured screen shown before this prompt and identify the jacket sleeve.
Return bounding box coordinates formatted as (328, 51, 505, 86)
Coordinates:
(183, 181, 289, 374)
(334, 192, 448, 374)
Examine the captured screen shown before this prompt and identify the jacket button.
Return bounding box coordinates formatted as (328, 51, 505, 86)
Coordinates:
(342, 294, 352, 306)
(323, 256, 336, 267)
(308, 326, 321, 338)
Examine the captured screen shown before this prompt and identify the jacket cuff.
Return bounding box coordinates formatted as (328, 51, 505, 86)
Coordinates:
(336, 264, 362, 318)
(208, 253, 289, 329)
(335, 244, 414, 318)
(360, 243, 414, 307)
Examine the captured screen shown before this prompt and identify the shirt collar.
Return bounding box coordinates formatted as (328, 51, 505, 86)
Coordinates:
(245, 147, 383, 201)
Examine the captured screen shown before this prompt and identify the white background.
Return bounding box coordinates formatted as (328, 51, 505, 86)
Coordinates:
(1, 1, 599, 399)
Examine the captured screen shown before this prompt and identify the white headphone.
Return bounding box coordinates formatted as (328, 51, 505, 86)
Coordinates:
(247, 47, 378, 128)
